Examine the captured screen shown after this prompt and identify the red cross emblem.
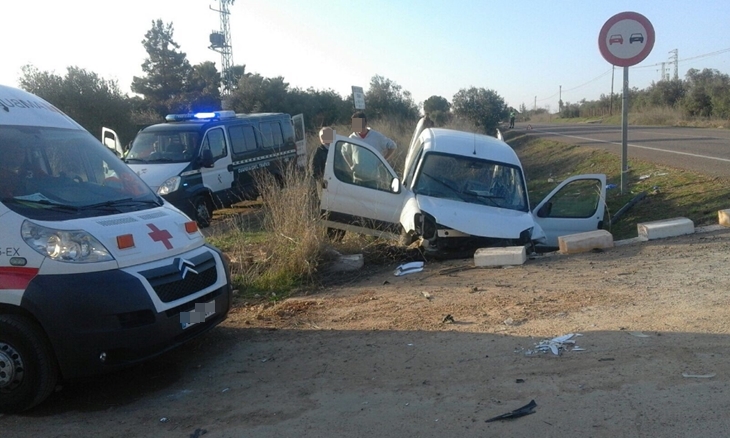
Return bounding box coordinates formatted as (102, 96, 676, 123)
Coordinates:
(147, 224, 173, 249)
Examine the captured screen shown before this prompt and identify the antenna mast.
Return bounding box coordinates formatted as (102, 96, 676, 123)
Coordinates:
(209, 0, 235, 100)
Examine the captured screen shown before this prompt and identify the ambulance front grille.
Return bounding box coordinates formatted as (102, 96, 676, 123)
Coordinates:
(139, 251, 219, 303)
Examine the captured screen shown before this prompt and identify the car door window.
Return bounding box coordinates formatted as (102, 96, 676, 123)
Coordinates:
(202, 128, 227, 160)
(334, 141, 391, 191)
(541, 179, 601, 218)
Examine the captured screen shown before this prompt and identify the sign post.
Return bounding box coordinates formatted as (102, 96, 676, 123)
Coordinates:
(598, 11, 655, 194)
(351, 86, 366, 110)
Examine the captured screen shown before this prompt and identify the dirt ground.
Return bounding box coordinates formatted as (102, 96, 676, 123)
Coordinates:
(4, 227, 730, 437)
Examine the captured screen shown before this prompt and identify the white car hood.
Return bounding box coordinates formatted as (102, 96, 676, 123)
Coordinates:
(416, 195, 541, 240)
(127, 163, 190, 191)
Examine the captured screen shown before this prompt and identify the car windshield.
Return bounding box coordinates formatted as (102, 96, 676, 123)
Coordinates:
(126, 130, 200, 163)
(413, 152, 528, 211)
(0, 125, 161, 219)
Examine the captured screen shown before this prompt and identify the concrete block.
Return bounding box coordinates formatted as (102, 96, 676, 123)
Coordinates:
(328, 254, 364, 272)
(637, 217, 694, 241)
(558, 229, 614, 254)
(474, 246, 526, 267)
(719, 209, 730, 227)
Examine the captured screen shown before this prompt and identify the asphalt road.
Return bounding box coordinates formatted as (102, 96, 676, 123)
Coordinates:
(518, 122, 730, 178)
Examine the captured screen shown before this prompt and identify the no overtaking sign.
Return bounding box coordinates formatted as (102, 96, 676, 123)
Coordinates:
(599, 11, 655, 67)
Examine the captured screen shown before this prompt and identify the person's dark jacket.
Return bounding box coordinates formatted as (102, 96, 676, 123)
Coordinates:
(311, 143, 329, 181)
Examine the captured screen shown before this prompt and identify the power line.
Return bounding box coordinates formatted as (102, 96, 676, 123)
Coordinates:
(537, 68, 612, 101)
(634, 46, 730, 70)
(533, 46, 730, 106)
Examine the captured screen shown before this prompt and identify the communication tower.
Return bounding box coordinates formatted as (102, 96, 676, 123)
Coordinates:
(668, 49, 679, 80)
(209, 0, 235, 97)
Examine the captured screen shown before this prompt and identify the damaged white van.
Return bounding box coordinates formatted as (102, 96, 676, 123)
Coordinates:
(319, 119, 606, 256)
(0, 85, 232, 412)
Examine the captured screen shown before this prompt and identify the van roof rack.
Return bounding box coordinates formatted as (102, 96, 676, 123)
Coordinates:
(165, 110, 236, 122)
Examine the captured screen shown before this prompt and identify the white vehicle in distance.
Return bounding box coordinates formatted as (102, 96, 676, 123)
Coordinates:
(319, 117, 607, 256)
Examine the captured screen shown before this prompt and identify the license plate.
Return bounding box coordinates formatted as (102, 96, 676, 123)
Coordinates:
(180, 300, 216, 329)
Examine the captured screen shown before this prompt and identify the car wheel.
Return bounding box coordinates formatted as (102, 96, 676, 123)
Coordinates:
(193, 196, 212, 228)
(0, 315, 59, 413)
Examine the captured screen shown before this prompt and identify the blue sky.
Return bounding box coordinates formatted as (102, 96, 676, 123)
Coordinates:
(3, 0, 729, 113)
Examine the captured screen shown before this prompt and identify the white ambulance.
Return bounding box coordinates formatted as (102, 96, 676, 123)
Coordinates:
(0, 85, 232, 413)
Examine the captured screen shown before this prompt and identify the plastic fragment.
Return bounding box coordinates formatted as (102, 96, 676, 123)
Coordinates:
(394, 261, 424, 276)
(485, 399, 537, 422)
(682, 373, 716, 378)
(628, 331, 651, 337)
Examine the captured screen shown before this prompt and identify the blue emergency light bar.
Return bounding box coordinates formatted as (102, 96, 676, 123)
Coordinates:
(165, 110, 236, 122)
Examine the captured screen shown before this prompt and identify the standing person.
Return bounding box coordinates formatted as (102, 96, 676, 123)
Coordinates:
(311, 127, 332, 182)
(509, 110, 516, 129)
(349, 111, 397, 161)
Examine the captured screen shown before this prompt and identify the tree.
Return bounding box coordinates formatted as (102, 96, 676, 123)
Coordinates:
(20, 65, 135, 144)
(451, 87, 508, 133)
(187, 61, 222, 112)
(227, 74, 290, 114)
(423, 95, 451, 125)
(131, 20, 193, 116)
(365, 75, 419, 120)
(682, 68, 730, 118)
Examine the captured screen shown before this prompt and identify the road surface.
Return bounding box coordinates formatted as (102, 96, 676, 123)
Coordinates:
(520, 123, 730, 178)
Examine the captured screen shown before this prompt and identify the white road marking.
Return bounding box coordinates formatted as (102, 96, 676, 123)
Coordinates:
(532, 128, 730, 163)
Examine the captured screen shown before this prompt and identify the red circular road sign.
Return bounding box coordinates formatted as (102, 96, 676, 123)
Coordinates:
(599, 11, 655, 67)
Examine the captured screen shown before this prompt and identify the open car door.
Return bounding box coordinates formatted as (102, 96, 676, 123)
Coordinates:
(292, 114, 306, 168)
(101, 127, 124, 157)
(532, 174, 607, 248)
(320, 135, 410, 240)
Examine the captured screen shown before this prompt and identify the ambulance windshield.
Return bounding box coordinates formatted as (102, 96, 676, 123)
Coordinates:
(0, 125, 161, 218)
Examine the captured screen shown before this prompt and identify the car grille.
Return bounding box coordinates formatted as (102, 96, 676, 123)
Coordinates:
(139, 251, 218, 303)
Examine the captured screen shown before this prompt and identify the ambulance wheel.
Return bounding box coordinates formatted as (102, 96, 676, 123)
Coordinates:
(0, 315, 59, 413)
(193, 196, 212, 228)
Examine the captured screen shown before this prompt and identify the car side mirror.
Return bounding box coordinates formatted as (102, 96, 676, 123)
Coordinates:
(200, 149, 215, 168)
(390, 177, 401, 194)
(536, 202, 552, 218)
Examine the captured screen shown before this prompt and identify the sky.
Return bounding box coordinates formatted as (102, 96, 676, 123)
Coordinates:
(3, 0, 730, 113)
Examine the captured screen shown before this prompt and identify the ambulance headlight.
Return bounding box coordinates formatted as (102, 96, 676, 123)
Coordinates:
(21, 221, 114, 263)
(157, 176, 181, 195)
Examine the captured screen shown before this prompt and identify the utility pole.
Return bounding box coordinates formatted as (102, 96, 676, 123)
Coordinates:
(610, 65, 615, 116)
(559, 85, 562, 112)
(668, 49, 679, 80)
(534, 96, 537, 111)
(209, 0, 235, 107)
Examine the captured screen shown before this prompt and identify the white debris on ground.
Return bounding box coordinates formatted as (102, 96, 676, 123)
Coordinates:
(519, 333, 585, 356)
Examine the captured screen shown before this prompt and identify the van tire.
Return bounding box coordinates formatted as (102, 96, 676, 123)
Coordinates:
(193, 196, 212, 228)
(0, 315, 59, 413)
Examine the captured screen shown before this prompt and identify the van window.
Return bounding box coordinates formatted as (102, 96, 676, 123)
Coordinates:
(202, 128, 227, 160)
(270, 122, 283, 146)
(229, 125, 258, 154)
(259, 123, 273, 148)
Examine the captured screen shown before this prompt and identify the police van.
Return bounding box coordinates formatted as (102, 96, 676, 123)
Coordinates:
(123, 111, 306, 227)
(0, 85, 232, 412)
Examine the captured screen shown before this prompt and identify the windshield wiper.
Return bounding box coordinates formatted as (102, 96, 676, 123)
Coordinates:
(1, 198, 79, 212)
(420, 172, 467, 201)
(80, 198, 162, 211)
(464, 190, 503, 207)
